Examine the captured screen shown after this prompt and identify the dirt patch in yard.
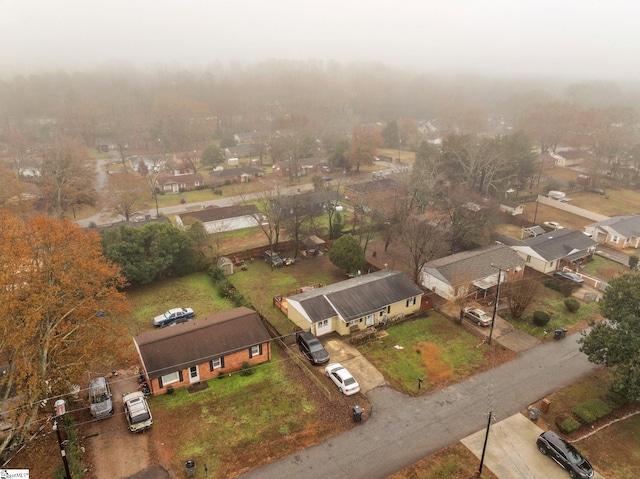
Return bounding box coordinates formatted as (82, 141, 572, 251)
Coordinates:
(415, 342, 454, 386)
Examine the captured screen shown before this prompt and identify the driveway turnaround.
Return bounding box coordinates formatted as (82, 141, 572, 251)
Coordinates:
(461, 413, 605, 479)
(239, 332, 598, 479)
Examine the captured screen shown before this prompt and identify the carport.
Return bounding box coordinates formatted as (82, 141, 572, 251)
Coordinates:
(461, 413, 605, 478)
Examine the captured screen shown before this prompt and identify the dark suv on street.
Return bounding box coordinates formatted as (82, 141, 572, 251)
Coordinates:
(296, 331, 330, 365)
(537, 430, 594, 478)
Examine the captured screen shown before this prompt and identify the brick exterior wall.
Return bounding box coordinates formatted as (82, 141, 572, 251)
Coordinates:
(150, 342, 271, 395)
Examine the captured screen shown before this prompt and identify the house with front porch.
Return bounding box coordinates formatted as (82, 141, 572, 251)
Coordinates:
(133, 307, 271, 395)
(506, 229, 597, 274)
(420, 244, 525, 301)
(284, 270, 423, 337)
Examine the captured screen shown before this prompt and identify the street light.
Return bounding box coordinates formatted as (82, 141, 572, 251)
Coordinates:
(487, 264, 506, 346)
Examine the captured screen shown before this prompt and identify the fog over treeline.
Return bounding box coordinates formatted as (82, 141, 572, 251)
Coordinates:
(2, 61, 640, 147)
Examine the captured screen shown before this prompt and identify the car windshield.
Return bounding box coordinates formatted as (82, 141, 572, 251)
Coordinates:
(308, 341, 324, 352)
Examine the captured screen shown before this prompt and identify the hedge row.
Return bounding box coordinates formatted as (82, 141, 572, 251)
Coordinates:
(571, 398, 613, 425)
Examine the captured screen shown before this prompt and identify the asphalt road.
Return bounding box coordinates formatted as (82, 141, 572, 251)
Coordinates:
(239, 331, 597, 479)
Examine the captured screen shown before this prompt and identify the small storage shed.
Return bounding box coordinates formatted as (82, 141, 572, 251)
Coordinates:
(217, 257, 234, 275)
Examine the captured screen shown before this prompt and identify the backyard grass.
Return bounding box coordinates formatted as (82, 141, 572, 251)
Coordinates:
(124, 272, 234, 336)
(535, 368, 640, 479)
(358, 313, 512, 394)
(581, 255, 630, 280)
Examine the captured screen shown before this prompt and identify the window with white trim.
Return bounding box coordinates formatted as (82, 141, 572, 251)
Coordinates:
(249, 344, 262, 358)
(405, 297, 416, 307)
(209, 357, 223, 370)
(612, 235, 619, 243)
(160, 371, 180, 386)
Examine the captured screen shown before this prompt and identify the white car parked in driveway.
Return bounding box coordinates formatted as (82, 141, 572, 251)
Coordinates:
(325, 363, 360, 396)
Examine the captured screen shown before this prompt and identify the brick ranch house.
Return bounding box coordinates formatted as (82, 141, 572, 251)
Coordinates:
(133, 307, 271, 395)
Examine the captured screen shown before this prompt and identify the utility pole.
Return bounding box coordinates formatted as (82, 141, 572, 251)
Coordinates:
(487, 264, 505, 346)
(54, 400, 72, 479)
(478, 411, 494, 477)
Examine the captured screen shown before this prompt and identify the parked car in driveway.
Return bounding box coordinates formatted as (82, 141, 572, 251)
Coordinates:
(122, 391, 153, 433)
(263, 250, 284, 267)
(464, 307, 493, 327)
(536, 430, 594, 478)
(325, 363, 360, 395)
(152, 307, 195, 327)
(553, 270, 584, 286)
(543, 221, 564, 230)
(296, 331, 329, 365)
(88, 377, 113, 420)
(589, 188, 605, 195)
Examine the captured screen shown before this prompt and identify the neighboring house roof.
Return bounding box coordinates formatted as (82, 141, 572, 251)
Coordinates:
(557, 149, 590, 160)
(134, 307, 270, 379)
(177, 204, 259, 223)
(587, 215, 640, 239)
(517, 229, 596, 262)
(156, 173, 204, 186)
(210, 167, 264, 178)
(422, 244, 523, 287)
(225, 144, 254, 157)
(276, 190, 339, 209)
(287, 270, 423, 324)
(345, 178, 402, 194)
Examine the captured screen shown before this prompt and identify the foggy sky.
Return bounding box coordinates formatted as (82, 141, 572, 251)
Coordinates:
(2, 0, 639, 81)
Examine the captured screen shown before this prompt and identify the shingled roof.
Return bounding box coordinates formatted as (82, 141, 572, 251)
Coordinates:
(422, 244, 524, 286)
(177, 204, 259, 223)
(521, 229, 596, 261)
(587, 215, 640, 239)
(134, 307, 270, 379)
(286, 270, 422, 324)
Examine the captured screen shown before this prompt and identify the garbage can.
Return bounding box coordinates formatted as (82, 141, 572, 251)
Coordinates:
(529, 407, 541, 422)
(185, 460, 196, 477)
(554, 328, 567, 340)
(352, 405, 362, 423)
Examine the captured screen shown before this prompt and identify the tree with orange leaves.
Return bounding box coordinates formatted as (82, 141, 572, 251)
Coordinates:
(0, 211, 129, 460)
(346, 125, 383, 172)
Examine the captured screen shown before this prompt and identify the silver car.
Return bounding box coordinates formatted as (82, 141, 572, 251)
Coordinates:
(88, 377, 114, 420)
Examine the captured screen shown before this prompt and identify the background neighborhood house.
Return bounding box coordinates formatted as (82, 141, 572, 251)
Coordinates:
(133, 307, 271, 395)
(272, 190, 339, 219)
(209, 166, 264, 186)
(175, 204, 262, 234)
(155, 173, 205, 194)
(343, 178, 406, 212)
(501, 229, 597, 274)
(585, 215, 640, 249)
(420, 244, 525, 301)
(499, 200, 524, 216)
(284, 270, 423, 337)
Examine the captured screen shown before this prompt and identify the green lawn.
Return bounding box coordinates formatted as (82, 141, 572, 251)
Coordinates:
(124, 272, 234, 335)
(359, 313, 492, 394)
(582, 255, 630, 280)
(504, 287, 601, 339)
(537, 369, 640, 479)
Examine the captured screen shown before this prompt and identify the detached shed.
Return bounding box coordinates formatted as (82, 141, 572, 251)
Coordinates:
(217, 257, 234, 275)
(303, 235, 325, 249)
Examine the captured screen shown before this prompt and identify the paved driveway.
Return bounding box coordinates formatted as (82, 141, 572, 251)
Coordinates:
(322, 336, 387, 393)
(462, 413, 605, 479)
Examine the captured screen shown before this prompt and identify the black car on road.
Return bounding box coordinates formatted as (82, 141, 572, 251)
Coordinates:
(537, 430, 594, 478)
(296, 331, 330, 365)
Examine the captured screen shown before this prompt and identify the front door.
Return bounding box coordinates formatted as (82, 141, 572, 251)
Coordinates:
(315, 319, 332, 336)
(365, 314, 374, 326)
(189, 366, 200, 383)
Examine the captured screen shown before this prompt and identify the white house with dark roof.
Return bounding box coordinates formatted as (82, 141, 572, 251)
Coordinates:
(285, 270, 423, 336)
(585, 215, 640, 249)
(420, 244, 525, 301)
(508, 229, 597, 274)
(175, 204, 261, 233)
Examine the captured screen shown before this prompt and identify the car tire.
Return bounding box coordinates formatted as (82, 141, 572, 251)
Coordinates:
(569, 471, 577, 479)
(477, 321, 482, 326)
(538, 445, 547, 455)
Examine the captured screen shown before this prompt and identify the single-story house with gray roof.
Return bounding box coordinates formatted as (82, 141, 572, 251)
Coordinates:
(285, 270, 423, 336)
(420, 244, 525, 301)
(134, 307, 271, 395)
(175, 204, 262, 233)
(585, 215, 640, 249)
(209, 166, 264, 185)
(508, 229, 597, 274)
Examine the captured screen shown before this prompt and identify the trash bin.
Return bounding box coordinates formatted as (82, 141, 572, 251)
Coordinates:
(352, 405, 362, 423)
(529, 407, 541, 422)
(185, 460, 196, 477)
(554, 328, 567, 339)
